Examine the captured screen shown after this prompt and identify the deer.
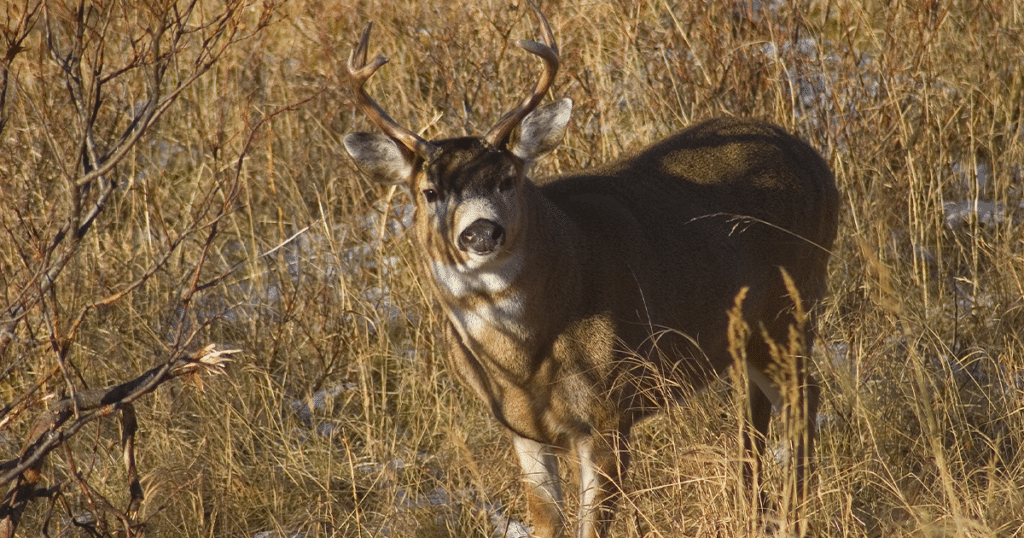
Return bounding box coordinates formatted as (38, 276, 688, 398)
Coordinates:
(342, 4, 839, 537)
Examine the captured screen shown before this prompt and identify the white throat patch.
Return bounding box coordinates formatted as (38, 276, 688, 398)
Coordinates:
(430, 249, 525, 298)
(431, 250, 527, 338)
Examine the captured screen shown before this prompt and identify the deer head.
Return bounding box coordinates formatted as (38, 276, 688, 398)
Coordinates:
(343, 4, 571, 276)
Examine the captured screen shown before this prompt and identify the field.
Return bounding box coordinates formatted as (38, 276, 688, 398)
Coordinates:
(2, 0, 1023, 536)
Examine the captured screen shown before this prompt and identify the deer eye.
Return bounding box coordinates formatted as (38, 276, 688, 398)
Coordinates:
(422, 188, 439, 203)
(498, 177, 516, 192)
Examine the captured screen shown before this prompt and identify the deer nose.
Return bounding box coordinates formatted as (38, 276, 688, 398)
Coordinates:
(458, 219, 505, 254)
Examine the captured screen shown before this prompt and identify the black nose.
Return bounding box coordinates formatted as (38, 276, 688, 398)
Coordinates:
(458, 219, 505, 254)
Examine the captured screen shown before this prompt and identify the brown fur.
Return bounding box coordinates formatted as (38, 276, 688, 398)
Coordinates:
(418, 118, 836, 537)
(343, 14, 838, 537)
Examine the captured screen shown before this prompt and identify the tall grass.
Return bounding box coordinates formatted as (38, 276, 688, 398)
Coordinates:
(2, 0, 1022, 536)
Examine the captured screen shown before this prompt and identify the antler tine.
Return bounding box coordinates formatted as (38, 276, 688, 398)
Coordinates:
(483, 1, 560, 149)
(348, 23, 438, 160)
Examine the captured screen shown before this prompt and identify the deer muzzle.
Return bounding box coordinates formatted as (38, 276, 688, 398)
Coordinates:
(458, 218, 506, 255)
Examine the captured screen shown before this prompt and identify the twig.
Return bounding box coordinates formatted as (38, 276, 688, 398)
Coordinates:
(0, 346, 236, 538)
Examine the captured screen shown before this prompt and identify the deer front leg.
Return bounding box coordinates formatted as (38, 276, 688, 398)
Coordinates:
(512, 434, 565, 538)
(575, 431, 630, 538)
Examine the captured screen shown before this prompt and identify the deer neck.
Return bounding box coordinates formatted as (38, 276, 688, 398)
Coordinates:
(428, 184, 584, 353)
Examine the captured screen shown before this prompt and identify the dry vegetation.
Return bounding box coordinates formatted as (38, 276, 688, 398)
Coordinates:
(1, 0, 1022, 536)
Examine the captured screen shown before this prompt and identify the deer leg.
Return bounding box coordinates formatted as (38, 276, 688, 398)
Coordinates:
(575, 431, 630, 538)
(743, 380, 774, 513)
(794, 368, 820, 515)
(748, 345, 820, 531)
(745, 359, 786, 535)
(512, 434, 565, 538)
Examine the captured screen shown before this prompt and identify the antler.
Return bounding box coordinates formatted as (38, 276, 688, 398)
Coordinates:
(483, 1, 560, 149)
(348, 23, 438, 161)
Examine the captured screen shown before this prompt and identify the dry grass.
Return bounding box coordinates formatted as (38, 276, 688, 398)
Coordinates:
(2, 0, 1023, 536)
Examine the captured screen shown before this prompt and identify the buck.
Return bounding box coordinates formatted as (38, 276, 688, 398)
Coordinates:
(343, 5, 839, 537)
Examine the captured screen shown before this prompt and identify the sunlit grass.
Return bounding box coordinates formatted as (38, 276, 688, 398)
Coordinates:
(2, 0, 1022, 536)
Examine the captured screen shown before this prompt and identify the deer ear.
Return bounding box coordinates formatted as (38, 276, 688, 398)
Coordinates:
(509, 98, 572, 163)
(344, 132, 416, 185)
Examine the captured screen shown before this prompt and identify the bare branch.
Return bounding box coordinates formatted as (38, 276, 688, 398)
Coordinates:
(1, 2, 278, 535)
(1, 0, 260, 356)
(0, 1, 38, 137)
(0, 345, 236, 537)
